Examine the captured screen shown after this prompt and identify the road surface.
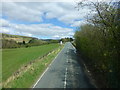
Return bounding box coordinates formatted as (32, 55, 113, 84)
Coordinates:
(33, 42, 95, 88)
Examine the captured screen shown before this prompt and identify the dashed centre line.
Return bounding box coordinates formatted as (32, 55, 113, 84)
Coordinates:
(64, 68, 68, 88)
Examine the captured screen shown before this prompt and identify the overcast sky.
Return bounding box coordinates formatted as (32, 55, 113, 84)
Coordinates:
(0, 0, 115, 39)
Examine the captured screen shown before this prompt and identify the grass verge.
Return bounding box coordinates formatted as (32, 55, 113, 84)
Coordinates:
(3, 45, 64, 88)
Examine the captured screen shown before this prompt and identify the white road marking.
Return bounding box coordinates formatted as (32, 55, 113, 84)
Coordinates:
(66, 59, 69, 63)
(71, 43, 76, 50)
(71, 43, 77, 54)
(32, 46, 64, 88)
(67, 51, 69, 53)
(74, 50, 76, 53)
(64, 68, 68, 88)
(72, 44, 76, 49)
(84, 64, 90, 73)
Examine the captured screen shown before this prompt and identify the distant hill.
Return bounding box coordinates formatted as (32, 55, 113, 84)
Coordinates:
(1, 33, 37, 43)
(1, 33, 48, 49)
(1, 33, 61, 49)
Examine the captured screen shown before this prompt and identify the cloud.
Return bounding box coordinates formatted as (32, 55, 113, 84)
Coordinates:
(2, 2, 43, 22)
(45, 2, 90, 24)
(2, 2, 90, 24)
(1, 2, 93, 39)
(0, 18, 74, 39)
(1, 18, 10, 27)
(1, 27, 10, 33)
(1, 0, 114, 2)
(71, 20, 88, 27)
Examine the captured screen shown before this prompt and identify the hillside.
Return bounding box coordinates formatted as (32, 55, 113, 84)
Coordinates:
(1, 33, 47, 48)
(1, 33, 37, 43)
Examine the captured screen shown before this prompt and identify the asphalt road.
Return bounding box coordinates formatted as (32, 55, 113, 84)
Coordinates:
(33, 42, 95, 88)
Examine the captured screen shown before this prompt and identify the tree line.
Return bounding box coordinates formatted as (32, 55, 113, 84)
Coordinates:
(2, 35, 73, 49)
(1, 38, 48, 48)
(74, 1, 120, 88)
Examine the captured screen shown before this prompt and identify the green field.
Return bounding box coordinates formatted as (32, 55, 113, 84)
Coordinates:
(2, 44, 59, 82)
(4, 46, 63, 88)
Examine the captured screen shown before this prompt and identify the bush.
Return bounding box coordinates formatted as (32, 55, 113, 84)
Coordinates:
(28, 38, 47, 46)
(74, 1, 120, 88)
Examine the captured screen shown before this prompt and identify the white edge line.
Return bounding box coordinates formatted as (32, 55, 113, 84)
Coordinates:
(71, 43, 76, 52)
(32, 46, 65, 88)
(71, 44, 76, 50)
(71, 43, 97, 88)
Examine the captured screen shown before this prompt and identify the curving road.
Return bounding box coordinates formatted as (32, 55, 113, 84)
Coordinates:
(33, 42, 95, 88)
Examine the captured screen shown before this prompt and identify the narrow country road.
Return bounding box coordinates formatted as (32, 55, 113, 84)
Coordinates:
(33, 42, 95, 88)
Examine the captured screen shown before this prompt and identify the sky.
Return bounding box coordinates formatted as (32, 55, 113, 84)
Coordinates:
(0, 0, 116, 39)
